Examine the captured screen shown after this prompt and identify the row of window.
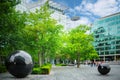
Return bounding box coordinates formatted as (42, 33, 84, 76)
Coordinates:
(94, 39, 120, 46)
(96, 47, 120, 51)
(94, 37, 116, 41)
(94, 41, 120, 47)
(94, 27, 105, 34)
(94, 34, 117, 40)
(98, 50, 120, 55)
(95, 44, 120, 49)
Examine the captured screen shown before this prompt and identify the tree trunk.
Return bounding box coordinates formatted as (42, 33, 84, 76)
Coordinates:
(38, 53, 42, 66)
(38, 52, 45, 66)
(77, 53, 80, 68)
(41, 52, 45, 65)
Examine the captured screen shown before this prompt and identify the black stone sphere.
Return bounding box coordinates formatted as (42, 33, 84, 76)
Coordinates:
(5, 50, 33, 78)
(98, 63, 111, 75)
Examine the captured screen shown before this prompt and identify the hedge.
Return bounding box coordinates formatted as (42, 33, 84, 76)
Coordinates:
(56, 63, 67, 66)
(32, 67, 41, 74)
(32, 63, 52, 75)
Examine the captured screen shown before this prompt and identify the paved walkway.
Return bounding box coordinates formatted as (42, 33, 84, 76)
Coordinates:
(0, 65, 120, 80)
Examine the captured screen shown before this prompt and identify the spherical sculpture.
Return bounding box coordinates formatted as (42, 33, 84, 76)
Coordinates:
(98, 63, 111, 75)
(5, 50, 33, 78)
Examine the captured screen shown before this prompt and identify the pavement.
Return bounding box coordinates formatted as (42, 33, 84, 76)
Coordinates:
(0, 65, 120, 80)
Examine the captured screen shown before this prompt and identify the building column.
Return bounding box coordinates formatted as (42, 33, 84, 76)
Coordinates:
(114, 55, 117, 61)
(103, 52, 105, 62)
(103, 56, 105, 62)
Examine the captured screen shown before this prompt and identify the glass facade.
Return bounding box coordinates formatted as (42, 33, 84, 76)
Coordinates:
(92, 12, 120, 61)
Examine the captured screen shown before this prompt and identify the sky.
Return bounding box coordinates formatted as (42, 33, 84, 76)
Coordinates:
(53, 0, 120, 23)
(26, 0, 120, 30)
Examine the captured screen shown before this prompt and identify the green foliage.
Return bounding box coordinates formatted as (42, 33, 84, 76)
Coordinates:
(0, 0, 20, 14)
(0, 0, 27, 56)
(41, 66, 51, 74)
(66, 25, 97, 67)
(25, 1, 63, 65)
(0, 0, 63, 68)
(56, 63, 67, 66)
(0, 0, 98, 69)
(68, 25, 94, 59)
(32, 67, 41, 74)
(32, 63, 52, 74)
(53, 24, 98, 67)
(0, 65, 7, 73)
(41, 63, 52, 74)
(34, 63, 40, 68)
(89, 50, 99, 60)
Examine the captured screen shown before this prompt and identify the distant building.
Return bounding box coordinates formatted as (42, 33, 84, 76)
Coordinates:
(16, 0, 47, 12)
(16, 0, 69, 30)
(48, 0, 68, 14)
(16, 0, 67, 13)
(92, 12, 120, 61)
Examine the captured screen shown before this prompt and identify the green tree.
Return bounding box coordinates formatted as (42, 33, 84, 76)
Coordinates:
(68, 25, 97, 68)
(0, 0, 27, 56)
(25, 1, 63, 66)
(0, 0, 29, 73)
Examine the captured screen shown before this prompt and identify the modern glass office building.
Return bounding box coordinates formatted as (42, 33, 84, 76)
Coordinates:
(92, 12, 120, 61)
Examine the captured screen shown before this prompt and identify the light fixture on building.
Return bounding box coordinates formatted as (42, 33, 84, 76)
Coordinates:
(71, 16, 80, 21)
(71, 0, 80, 21)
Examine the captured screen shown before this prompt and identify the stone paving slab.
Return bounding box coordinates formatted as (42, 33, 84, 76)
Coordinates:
(52, 65, 120, 80)
(0, 65, 120, 80)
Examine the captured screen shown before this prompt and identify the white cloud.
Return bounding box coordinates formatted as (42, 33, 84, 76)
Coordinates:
(75, 0, 120, 17)
(50, 0, 120, 30)
(85, 3, 94, 11)
(75, 6, 82, 11)
(92, 0, 119, 16)
(65, 17, 90, 30)
(26, 0, 32, 3)
(51, 12, 91, 31)
(80, 17, 90, 24)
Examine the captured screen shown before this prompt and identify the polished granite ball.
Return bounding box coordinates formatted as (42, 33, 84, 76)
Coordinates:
(98, 63, 111, 75)
(5, 50, 33, 78)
